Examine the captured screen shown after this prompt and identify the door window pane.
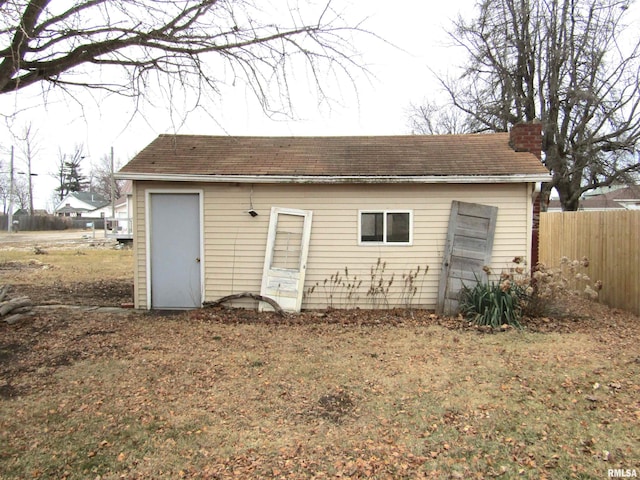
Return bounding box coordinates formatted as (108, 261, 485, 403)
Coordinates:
(271, 214, 304, 269)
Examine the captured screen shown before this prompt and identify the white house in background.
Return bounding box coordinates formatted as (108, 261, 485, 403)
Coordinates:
(54, 191, 110, 218)
(109, 180, 133, 240)
(114, 180, 133, 219)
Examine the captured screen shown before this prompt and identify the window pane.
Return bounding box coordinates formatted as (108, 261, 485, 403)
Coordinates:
(361, 213, 383, 242)
(386, 212, 410, 243)
(271, 214, 304, 269)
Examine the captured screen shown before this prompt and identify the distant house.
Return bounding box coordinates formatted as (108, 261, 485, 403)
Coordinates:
(109, 180, 133, 240)
(54, 192, 110, 218)
(114, 180, 133, 219)
(548, 184, 640, 211)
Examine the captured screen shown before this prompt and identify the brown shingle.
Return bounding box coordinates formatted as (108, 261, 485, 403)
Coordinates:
(119, 133, 550, 178)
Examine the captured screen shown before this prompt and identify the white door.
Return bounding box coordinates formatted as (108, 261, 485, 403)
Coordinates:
(260, 207, 313, 313)
(149, 193, 202, 309)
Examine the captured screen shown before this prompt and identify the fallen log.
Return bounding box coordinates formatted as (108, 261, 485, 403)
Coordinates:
(1, 295, 29, 303)
(0, 284, 9, 303)
(3, 313, 32, 325)
(203, 292, 285, 316)
(0, 298, 33, 316)
(11, 306, 33, 314)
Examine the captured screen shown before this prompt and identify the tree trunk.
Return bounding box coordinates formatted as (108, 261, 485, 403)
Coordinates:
(203, 293, 284, 316)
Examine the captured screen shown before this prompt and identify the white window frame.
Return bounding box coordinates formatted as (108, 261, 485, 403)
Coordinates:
(358, 209, 413, 246)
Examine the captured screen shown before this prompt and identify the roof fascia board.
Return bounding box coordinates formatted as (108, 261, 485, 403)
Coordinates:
(116, 173, 552, 184)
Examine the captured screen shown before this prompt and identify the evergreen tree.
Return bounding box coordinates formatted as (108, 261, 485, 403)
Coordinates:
(53, 146, 87, 201)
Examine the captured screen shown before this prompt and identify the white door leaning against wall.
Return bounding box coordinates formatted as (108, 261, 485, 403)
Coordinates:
(260, 207, 313, 313)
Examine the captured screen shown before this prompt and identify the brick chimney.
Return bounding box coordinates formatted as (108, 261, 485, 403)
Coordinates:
(509, 122, 542, 160)
(510, 122, 544, 267)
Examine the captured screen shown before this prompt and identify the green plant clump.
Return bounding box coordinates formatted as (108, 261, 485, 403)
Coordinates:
(459, 278, 525, 329)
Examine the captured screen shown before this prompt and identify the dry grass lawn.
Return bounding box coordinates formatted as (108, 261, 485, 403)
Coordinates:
(0, 243, 638, 479)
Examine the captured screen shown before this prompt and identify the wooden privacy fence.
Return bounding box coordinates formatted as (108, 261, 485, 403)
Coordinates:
(539, 210, 640, 316)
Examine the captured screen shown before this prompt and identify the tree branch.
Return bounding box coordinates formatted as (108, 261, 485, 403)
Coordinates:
(0, 0, 370, 117)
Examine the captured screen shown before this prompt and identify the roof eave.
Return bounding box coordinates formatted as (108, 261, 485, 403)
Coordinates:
(115, 173, 552, 184)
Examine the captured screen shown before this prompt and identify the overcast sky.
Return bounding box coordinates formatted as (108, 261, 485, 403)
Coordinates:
(1, 0, 469, 209)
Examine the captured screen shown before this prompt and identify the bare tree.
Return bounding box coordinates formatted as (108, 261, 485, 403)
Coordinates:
(0, 160, 8, 214)
(412, 0, 640, 210)
(50, 152, 66, 204)
(408, 99, 477, 135)
(16, 123, 40, 214)
(0, 166, 29, 214)
(90, 154, 124, 203)
(12, 176, 29, 211)
(0, 1, 367, 116)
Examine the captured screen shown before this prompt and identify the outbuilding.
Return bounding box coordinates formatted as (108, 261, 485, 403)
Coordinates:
(116, 123, 550, 313)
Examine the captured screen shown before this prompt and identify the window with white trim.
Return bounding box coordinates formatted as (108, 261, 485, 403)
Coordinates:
(359, 210, 412, 245)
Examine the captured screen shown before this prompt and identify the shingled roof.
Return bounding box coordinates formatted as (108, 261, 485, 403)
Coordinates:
(118, 133, 550, 183)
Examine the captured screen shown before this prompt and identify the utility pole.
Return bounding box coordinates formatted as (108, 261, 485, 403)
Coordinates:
(110, 147, 115, 218)
(27, 140, 34, 215)
(7, 146, 14, 232)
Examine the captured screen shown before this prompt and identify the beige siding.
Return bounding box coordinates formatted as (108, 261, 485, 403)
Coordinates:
(132, 181, 533, 310)
(132, 182, 145, 309)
